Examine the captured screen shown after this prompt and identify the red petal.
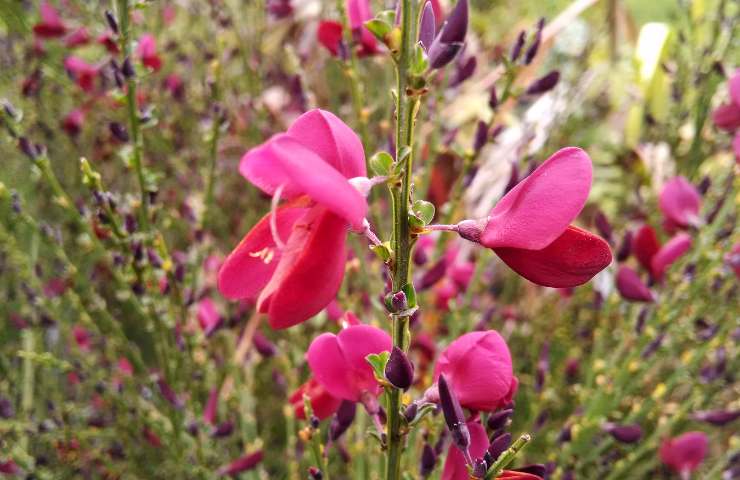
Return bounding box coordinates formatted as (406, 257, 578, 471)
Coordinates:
(494, 225, 612, 288)
(317, 21, 343, 56)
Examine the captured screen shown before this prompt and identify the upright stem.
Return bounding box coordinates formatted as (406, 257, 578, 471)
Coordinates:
(116, 0, 150, 229)
(386, 1, 417, 479)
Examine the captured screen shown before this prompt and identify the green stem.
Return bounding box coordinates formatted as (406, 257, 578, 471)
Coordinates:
(116, 0, 150, 229)
(485, 434, 531, 479)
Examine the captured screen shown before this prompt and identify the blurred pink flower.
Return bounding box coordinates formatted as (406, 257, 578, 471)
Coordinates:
(218, 109, 367, 329)
(72, 325, 91, 351)
(33, 2, 67, 38)
(712, 69, 740, 131)
(64, 56, 98, 92)
(62, 108, 85, 137)
(137, 34, 163, 71)
(615, 265, 654, 302)
(318, 0, 379, 57)
(289, 377, 342, 420)
(65, 27, 91, 48)
(197, 298, 222, 337)
(97, 32, 120, 54)
(433, 330, 517, 412)
(307, 324, 391, 402)
(633, 224, 661, 272)
(217, 451, 263, 476)
(659, 177, 701, 229)
(459, 148, 611, 287)
(659, 431, 708, 476)
(651, 232, 692, 281)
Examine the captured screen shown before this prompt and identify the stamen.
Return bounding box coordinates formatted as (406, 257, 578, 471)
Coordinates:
(270, 184, 286, 250)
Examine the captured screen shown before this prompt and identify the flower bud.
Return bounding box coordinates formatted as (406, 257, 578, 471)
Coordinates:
(211, 420, 234, 438)
(487, 431, 511, 462)
(420, 443, 437, 477)
(691, 409, 740, 426)
(616, 230, 633, 262)
(109, 122, 129, 142)
(525, 70, 560, 95)
(472, 458, 488, 478)
(253, 331, 277, 357)
(524, 18, 545, 65)
(419, 1, 436, 52)
(403, 402, 418, 423)
(510, 30, 526, 61)
(428, 0, 468, 69)
(104, 10, 118, 34)
(456, 218, 487, 243)
(121, 57, 135, 79)
(329, 400, 356, 441)
(217, 451, 263, 476)
(473, 120, 488, 152)
(603, 423, 643, 443)
(487, 408, 513, 431)
(438, 374, 470, 452)
(489, 85, 499, 109)
(616, 266, 654, 302)
(385, 346, 414, 390)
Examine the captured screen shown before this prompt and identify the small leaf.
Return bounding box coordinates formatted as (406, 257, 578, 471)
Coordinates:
(365, 19, 392, 43)
(376, 9, 396, 25)
(366, 351, 390, 382)
(369, 151, 394, 176)
(370, 241, 393, 262)
(413, 200, 435, 225)
(410, 43, 429, 76)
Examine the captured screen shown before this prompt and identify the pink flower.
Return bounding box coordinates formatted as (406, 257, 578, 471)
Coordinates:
(63, 56, 98, 92)
(633, 224, 661, 272)
(289, 377, 342, 420)
(713, 69, 740, 131)
(727, 243, 740, 279)
(164, 73, 184, 100)
(458, 148, 611, 287)
(318, 0, 378, 57)
(615, 265, 654, 302)
(734, 131, 740, 163)
(197, 298, 222, 337)
(97, 32, 120, 54)
(307, 324, 391, 402)
(433, 330, 517, 412)
(64, 27, 91, 48)
(33, 2, 67, 38)
(659, 177, 701, 229)
(203, 387, 219, 425)
(62, 108, 85, 137)
(72, 325, 91, 351)
(218, 109, 367, 329)
(137, 34, 163, 71)
(659, 431, 708, 476)
(651, 232, 692, 281)
(217, 451, 263, 476)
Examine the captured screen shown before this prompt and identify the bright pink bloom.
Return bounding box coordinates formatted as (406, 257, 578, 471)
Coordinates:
(65, 27, 91, 48)
(434, 330, 517, 412)
(197, 298, 222, 337)
(307, 324, 391, 402)
(318, 0, 378, 57)
(218, 109, 367, 329)
(63, 56, 98, 92)
(659, 431, 708, 476)
(97, 32, 120, 54)
(33, 2, 67, 38)
(651, 233, 692, 281)
(137, 34, 163, 71)
(466, 147, 611, 287)
(203, 387, 219, 425)
(615, 265, 654, 302)
(62, 108, 85, 137)
(289, 378, 342, 420)
(659, 177, 701, 229)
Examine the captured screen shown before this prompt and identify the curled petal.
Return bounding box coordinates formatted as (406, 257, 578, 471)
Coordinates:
(494, 225, 612, 288)
(217, 205, 307, 301)
(651, 233, 692, 281)
(659, 177, 701, 228)
(616, 266, 654, 302)
(482, 147, 593, 250)
(240, 133, 367, 229)
(258, 207, 349, 329)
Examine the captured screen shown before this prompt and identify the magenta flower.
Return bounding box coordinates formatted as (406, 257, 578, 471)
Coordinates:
(433, 330, 517, 412)
(62, 108, 85, 137)
(651, 232, 692, 281)
(712, 69, 740, 131)
(307, 324, 391, 402)
(137, 34, 163, 71)
(63, 56, 98, 93)
(33, 2, 67, 39)
(289, 377, 341, 420)
(65, 27, 91, 48)
(659, 431, 708, 477)
(633, 224, 661, 272)
(317, 0, 378, 57)
(197, 298, 222, 337)
(659, 177, 701, 229)
(615, 265, 654, 302)
(457, 147, 611, 287)
(218, 109, 367, 329)
(217, 451, 263, 476)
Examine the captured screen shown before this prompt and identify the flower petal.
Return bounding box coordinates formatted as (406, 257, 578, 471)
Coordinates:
(317, 21, 343, 56)
(217, 205, 307, 300)
(730, 69, 740, 107)
(659, 176, 701, 228)
(287, 109, 366, 179)
(651, 232, 692, 281)
(482, 147, 593, 250)
(258, 207, 349, 329)
(494, 225, 612, 288)
(632, 224, 661, 272)
(442, 420, 488, 480)
(240, 134, 367, 229)
(616, 265, 654, 302)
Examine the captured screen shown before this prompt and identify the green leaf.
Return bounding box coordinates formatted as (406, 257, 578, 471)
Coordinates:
(366, 351, 390, 382)
(369, 151, 394, 176)
(364, 19, 392, 43)
(376, 9, 396, 25)
(370, 241, 393, 262)
(412, 200, 435, 225)
(410, 43, 429, 76)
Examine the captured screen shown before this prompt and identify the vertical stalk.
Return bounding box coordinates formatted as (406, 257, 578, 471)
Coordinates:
(116, 0, 150, 229)
(386, 1, 418, 479)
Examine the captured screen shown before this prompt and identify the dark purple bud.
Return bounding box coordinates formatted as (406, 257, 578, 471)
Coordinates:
(603, 423, 643, 443)
(616, 230, 633, 262)
(472, 458, 487, 478)
(329, 400, 356, 441)
(420, 443, 437, 477)
(252, 331, 277, 357)
(310, 416, 320, 429)
(308, 466, 323, 480)
(121, 57, 135, 79)
(212, 420, 234, 438)
(635, 306, 649, 335)
(414, 247, 428, 266)
(0, 395, 14, 419)
(147, 249, 163, 268)
(510, 30, 526, 61)
(429, 42, 464, 69)
(390, 290, 408, 312)
(10, 191, 21, 214)
(640, 333, 665, 358)
(694, 318, 719, 341)
(487, 432, 511, 462)
(109, 122, 129, 142)
(525, 70, 560, 95)
(124, 213, 137, 233)
(594, 211, 613, 244)
(217, 451, 263, 476)
(514, 464, 547, 477)
(104, 10, 118, 34)
(698, 176, 711, 195)
(18, 137, 41, 160)
(403, 402, 418, 423)
(438, 374, 470, 451)
(156, 377, 183, 409)
(692, 409, 740, 426)
(486, 409, 513, 431)
(557, 424, 572, 443)
(267, 0, 293, 18)
(489, 86, 498, 109)
(473, 120, 488, 152)
(524, 18, 545, 65)
(428, 0, 468, 69)
(385, 346, 414, 391)
(451, 56, 477, 87)
(419, 1, 436, 52)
